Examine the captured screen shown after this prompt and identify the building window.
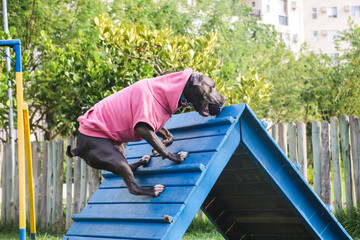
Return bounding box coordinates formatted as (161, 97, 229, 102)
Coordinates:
(313, 31, 318, 42)
(267, 5, 270, 13)
(312, 8, 317, 19)
(327, 30, 338, 42)
(252, 1, 255, 7)
(279, 15, 288, 25)
(351, 6, 360, 17)
(327, 7, 337, 18)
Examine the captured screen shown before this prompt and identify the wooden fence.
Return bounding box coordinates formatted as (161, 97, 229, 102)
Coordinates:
(0, 114, 359, 232)
(0, 138, 100, 232)
(269, 115, 360, 214)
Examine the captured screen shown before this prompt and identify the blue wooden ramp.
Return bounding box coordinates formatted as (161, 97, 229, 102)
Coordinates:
(63, 104, 352, 240)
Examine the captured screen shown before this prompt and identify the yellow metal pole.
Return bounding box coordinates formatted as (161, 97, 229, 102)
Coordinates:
(23, 103, 37, 240)
(16, 71, 26, 239)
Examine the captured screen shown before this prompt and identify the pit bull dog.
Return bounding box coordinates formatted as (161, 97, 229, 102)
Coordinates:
(66, 68, 226, 197)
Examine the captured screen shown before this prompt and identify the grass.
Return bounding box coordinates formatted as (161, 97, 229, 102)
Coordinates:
(335, 207, 360, 240)
(0, 217, 223, 240)
(2, 212, 360, 240)
(183, 217, 223, 240)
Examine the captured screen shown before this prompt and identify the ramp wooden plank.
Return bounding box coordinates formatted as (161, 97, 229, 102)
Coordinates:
(66, 221, 168, 240)
(128, 122, 231, 146)
(127, 152, 216, 170)
(125, 135, 224, 159)
(99, 172, 202, 188)
(102, 163, 205, 177)
(89, 186, 193, 204)
(72, 203, 181, 223)
(64, 237, 133, 240)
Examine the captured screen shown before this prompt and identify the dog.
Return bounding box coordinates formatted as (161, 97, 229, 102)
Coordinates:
(66, 69, 226, 197)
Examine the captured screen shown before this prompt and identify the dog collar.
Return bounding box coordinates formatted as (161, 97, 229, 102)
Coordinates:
(180, 93, 192, 108)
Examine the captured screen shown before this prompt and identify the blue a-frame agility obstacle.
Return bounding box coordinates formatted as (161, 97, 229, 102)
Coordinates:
(63, 104, 352, 240)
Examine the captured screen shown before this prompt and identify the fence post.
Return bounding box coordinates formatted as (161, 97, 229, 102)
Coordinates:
(297, 122, 307, 180)
(330, 117, 342, 213)
(288, 122, 297, 163)
(40, 141, 48, 229)
(1, 143, 6, 225)
(46, 141, 54, 229)
(278, 123, 288, 155)
(66, 138, 74, 230)
(349, 115, 360, 207)
(73, 155, 81, 214)
(340, 115, 355, 212)
(51, 141, 57, 229)
(13, 143, 19, 226)
(4, 143, 14, 226)
(88, 166, 100, 199)
(312, 120, 321, 197)
(80, 160, 88, 210)
(271, 124, 278, 143)
(31, 141, 41, 226)
(320, 120, 331, 205)
(0, 142, 2, 196)
(55, 140, 64, 232)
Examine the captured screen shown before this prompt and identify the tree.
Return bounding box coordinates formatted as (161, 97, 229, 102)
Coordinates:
(0, 0, 108, 141)
(95, 14, 220, 77)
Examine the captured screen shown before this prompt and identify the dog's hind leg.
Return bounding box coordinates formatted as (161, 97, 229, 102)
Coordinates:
(78, 133, 164, 197)
(129, 155, 151, 171)
(109, 159, 164, 197)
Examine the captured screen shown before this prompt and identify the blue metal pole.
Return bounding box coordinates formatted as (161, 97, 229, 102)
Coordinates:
(1, 2, 16, 230)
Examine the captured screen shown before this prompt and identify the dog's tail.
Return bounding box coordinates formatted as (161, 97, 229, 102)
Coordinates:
(66, 145, 79, 158)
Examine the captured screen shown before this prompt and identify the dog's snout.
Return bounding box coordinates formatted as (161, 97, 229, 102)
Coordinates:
(209, 103, 222, 116)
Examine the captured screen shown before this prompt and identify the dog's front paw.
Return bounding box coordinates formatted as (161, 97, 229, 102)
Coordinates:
(164, 151, 189, 164)
(141, 155, 151, 167)
(178, 151, 189, 161)
(154, 184, 165, 197)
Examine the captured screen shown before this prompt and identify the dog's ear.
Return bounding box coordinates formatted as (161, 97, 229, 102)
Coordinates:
(189, 73, 203, 86)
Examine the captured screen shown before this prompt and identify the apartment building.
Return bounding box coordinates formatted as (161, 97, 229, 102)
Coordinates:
(243, 0, 303, 52)
(243, 0, 360, 55)
(303, 0, 360, 56)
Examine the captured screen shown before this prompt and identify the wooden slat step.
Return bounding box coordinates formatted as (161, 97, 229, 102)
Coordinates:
(126, 152, 216, 171)
(100, 172, 202, 188)
(163, 115, 235, 130)
(63, 237, 134, 240)
(226, 222, 310, 236)
(74, 203, 181, 222)
(216, 168, 268, 183)
(102, 164, 205, 178)
(166, 116, 235, 131)
(128, 124, 231, 146)
(125, 135, 224, 159)
(73, 214, 174, 224)
(218, 209, 300, 224)
(66, 221, 168, 240)
(89, 186, 194, 204)
(210, 183, 278, 197)
(205, 195, 289, 210)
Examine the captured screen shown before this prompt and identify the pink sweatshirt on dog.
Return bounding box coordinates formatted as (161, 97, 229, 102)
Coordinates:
(78, 69, 193, 145)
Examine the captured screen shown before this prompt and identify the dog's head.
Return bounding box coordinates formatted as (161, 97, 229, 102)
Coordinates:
(184, 73, 226, 117)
